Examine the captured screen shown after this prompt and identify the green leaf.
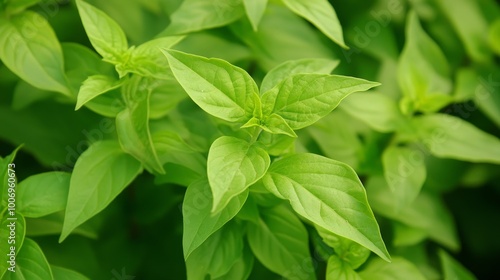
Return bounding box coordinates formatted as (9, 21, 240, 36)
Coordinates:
(282, 0, 347, 48)
(260, 58, 339, 94)
(0, 11, 70, 96)
(367, 176, 459, 250)
(261, 74, 380, 130)
(316, 226, 370, 269)
(398, 11, 452, 114)
(17, 172, 70, 218)
(116, 76, 165, 174)
(117, 36, 184, 79)
(51, 265, 90, 280)
(436, 0, 492, 62)
(438, 249, 477, 280)
(359, 257, 426, 280)
(60, 140, 142, 242)
(247, 204, 315, 279)
(163, 49, 258, 123)
(412, 114, 500, 164)
(263, 153, 390, 262)
(326, 255, 362, 280)
(0, 146, 21, 209)
(382, 145, 426, 210)
(163, 0, 245, 35)
(1, 238, 53, 280)
(182, 179, 248, 259)
(75, 0, 128, 63)
(75, 75, 123, 110)
(0, 213, 25, 278)
(207, 136, 270, 213)
(243, 0, 267, 31)
(340, 92, 404, 132)
(186, 222, 244, 279)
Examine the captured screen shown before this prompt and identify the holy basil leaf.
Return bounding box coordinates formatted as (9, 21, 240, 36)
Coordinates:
(207, 136, 270, 213)
(182, 179, 248, 259)
(263, 153, 390, 262)
(0, 11, 70, 96)
(163, 0, 245, 35)
(261, 74, 380, 130)
(316, 226, 370, 269)
(75, 75, 123, 110)
(382, 145, 426, 210)
(116, 76, 165, 174)
(247, 204, 315, 279)
(340, 92, 404, 133)
(398, 11, 452, 114)
(75, 0, 128, 63)
(50, 265, 90, 280)
(260, 58, 339, 94)
(438, 249, 477, 280)
(186, 222, 244, 279)
(326, 255, 362, 280)
(2, 238, 52, 280)
(163, 49, 258, 123)
(243, 0, 267, 31)
(359, 257, 426, 280)
(282, 0, 347, 48)
(0, 213, 25, 277)
(60, 140, 142, 242)
(117, 36, 184, 79)
(412, 114, 500, 164)
(17, 172, 70, 218)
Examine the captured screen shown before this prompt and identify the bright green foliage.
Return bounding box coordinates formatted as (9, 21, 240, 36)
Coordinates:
(75, 0, 128, 64)
(207, 136, 269, 213)
(0, 11, 70, 96)
(163, 49, 258, 123)
(261, 74, 379, 129)
(0, 0, 498, 279)
(263, 154, 390, 261)
(17, 172, 70, 218)
(60, 140, 142, 241)
(2, 238, 52, 280)
(282, 0, 346, 48)
(185, 222, 245, 279)
(182, 179, 247, 258)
